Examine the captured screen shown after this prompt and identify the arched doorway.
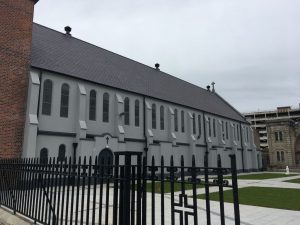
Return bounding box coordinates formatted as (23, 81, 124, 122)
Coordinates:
(98, 148, 114, 176)
(40, 148, 48, 164)
(295, 136, 300, 165)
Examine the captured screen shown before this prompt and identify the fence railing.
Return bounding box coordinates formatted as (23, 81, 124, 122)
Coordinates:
(0, 152, 240, 225)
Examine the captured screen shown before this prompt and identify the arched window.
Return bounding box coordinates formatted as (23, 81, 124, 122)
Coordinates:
(198, 115, 201, 138)
(124, 97, 130, 125)
(160, 106, 164, 130)
(135, 100, 140, 127)
(103, 93, 109, 122)
(42, 79, 53, 115)
(181, 111, 185, 133)
(233, 124, 236, 140)
(60, 83, 69, 117)
(208, 117, 211, 137)
(152, 104, 156, 129)
(281, 151, 285, 162)
(221, 121, 225, 140)
(277, 151, 280, 162)
(226, 122, 229, 139)
(174, 109, 178, 132)
(58, 144, 66, 162)
(40, 148, 48, 164)
(193, 113, 196, 134)
(213, 118, 216, 137)
(89, 90, 97, 121)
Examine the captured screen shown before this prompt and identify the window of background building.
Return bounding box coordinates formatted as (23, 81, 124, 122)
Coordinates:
(103, 93, 109, 122)
(275, 132, 278, 141)
(275, 131, 283, 142)
(181, 110, 185, 133)
(89, 90, 96, 121)
(152, 104, 156, 129)
(281, 151, 285, 162)
(277, 151, 280, 162)
(160, 106, 164, 130)
(237, 125, 240, 141)
(135, 100, 140, 127)
(42, 79, 53, 115)
(174, 109, 178, 132)
(279, 131, 283, 141)
(124, 97, 130, 125)
(60, 83, 69, 117)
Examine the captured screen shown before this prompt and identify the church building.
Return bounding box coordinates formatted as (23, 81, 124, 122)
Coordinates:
(0, 0, 261, 171)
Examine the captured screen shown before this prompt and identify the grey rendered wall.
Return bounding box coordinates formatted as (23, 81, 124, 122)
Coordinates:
(26, 69, 260, 171)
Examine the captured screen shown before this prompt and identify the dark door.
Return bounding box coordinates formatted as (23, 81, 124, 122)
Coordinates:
(98, 148, 113, 176)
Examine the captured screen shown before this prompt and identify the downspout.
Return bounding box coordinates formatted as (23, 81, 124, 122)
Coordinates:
(239, 122, 245, 172)
(202, 113, 209, 157)
(143, 96, 148, 160)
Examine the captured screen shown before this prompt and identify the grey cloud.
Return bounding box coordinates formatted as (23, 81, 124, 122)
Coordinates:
(34, 0, 300, 112)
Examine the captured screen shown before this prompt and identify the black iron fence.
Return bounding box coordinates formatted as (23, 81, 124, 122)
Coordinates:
(0, 152, 240, 225)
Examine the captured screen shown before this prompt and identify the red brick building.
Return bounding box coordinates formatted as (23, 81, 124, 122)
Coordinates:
(0, 0, 38, 158)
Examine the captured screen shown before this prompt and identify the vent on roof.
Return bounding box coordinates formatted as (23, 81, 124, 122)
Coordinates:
(155, 63, 160, 71)
(206, 85, 210, 91)
(64, 26, 72, 35)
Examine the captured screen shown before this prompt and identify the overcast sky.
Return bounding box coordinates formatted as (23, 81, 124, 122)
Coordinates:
(33, 0, 300, 113)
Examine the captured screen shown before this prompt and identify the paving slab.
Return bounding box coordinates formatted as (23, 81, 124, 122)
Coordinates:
(0, 207, 33, 225)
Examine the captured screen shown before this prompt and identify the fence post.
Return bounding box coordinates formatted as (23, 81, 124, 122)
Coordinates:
(230, 154, 240, 225)
(113, 154, 120, 225)
(217, 155, 225, 225)
(191, 155, 198, 225)
(204, 152, 211, 225)
(124, 153, 132, 225)
(142, 156, 147, 225)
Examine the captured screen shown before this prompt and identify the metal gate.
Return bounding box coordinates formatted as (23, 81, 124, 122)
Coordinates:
(0, 152, 240, 225)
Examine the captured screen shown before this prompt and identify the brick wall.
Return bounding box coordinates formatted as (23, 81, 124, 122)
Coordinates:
(0, 0, 35, 158)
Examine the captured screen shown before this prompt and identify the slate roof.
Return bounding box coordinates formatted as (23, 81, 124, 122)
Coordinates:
(30, 23, 246, 123)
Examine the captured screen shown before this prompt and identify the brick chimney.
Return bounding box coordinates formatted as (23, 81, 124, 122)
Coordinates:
(0, 0, 38, 158)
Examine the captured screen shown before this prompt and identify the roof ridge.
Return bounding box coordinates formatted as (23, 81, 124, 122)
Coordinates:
(32, 22, 208, 93)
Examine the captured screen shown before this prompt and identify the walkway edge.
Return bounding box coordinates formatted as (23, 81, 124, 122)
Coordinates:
(0, 207, 33, 225)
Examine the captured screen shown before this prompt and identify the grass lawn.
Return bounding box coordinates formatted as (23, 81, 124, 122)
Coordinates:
(142, 181, 203, 193)
(198, 186, 300, 211)
(284, 178, 300, 184)
(225, 173, 298, 180)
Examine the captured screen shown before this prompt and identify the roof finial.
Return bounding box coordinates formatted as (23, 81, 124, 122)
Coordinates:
(64, 26, 72, 35)
(211, 82, 215, 93)
(155, 63, 160, 71)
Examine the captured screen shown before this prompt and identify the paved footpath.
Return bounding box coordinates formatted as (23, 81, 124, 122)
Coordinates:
(0, 207, 32, 225)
